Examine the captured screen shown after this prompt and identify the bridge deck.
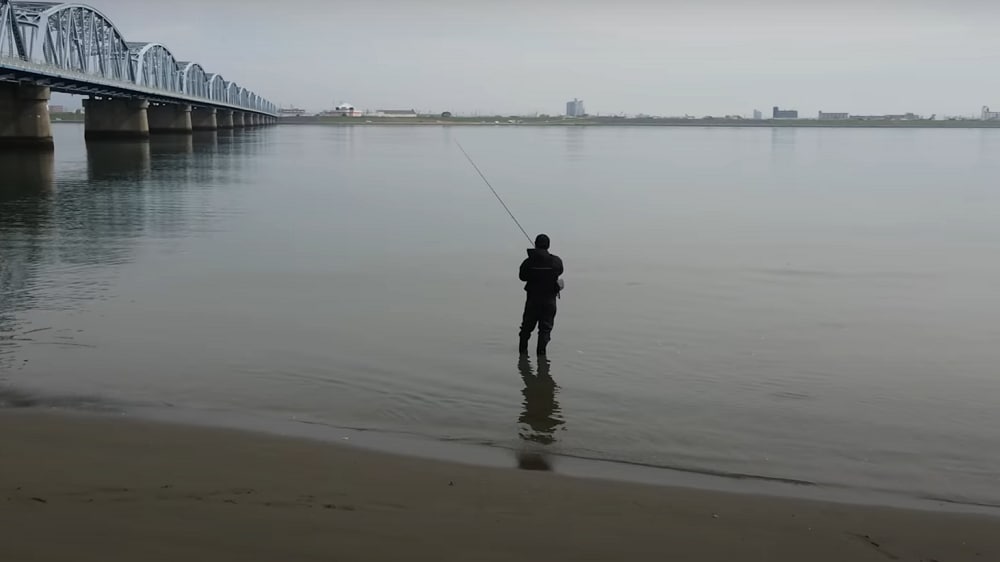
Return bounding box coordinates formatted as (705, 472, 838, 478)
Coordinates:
(0, 57, 274, 116)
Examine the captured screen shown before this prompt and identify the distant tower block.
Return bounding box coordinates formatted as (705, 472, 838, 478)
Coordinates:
(566, 98, 585, 117)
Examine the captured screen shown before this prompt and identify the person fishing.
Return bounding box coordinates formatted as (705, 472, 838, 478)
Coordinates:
(519, 234, 563, 356)
(453, 141, 564, 355)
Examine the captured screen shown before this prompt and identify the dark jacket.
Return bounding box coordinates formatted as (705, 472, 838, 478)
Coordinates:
(519, 248, 564, 300)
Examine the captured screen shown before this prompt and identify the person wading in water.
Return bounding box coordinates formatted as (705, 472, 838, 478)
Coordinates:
(518, 234, 564, 356)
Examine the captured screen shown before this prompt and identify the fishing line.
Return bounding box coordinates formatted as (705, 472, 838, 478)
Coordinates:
(455, 140, 534, 245)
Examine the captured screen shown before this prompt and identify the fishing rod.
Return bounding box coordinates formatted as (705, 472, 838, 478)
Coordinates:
(455, 140, 534, 245)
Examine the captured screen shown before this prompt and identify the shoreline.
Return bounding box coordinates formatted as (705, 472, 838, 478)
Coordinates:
(277, 116, 1000, 128)
(49, 117, 1000, 129)
(2, 384, 998, 517)
(2, 409, 998, 561)
(128, 403, 1000, 517)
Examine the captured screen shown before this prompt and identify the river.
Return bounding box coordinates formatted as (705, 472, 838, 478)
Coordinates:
(2, 123, 1000, 507)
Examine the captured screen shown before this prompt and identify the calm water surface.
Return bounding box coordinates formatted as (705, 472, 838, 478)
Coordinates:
(2, 123, 1000, 506)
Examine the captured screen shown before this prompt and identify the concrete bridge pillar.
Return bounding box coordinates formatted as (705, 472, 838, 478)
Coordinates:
(217, 109, 234, 129)
(247, 113, 257, 127)
(148, 103, 192, 134)
(191, 107, 217, 131)
(0, 83, 53, 150)
(83, 97, 150, 140)
(232, 111, 246, 128)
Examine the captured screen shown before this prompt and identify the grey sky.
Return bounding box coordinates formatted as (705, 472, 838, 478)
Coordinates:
(54, 0, 1000, 117)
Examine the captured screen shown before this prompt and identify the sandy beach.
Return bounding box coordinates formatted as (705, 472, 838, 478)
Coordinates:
(1, 410, 997, 562)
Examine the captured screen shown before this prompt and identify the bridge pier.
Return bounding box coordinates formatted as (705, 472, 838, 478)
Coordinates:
(148, 103, 192, 134)
(232, 111, 246, 128)
(191, 107, 217, 131)
(0, 83, 53, 150)
(83, 97, 150, 140)
(217, 109, 234, 129)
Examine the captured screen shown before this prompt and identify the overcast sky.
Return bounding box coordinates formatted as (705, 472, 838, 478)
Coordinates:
(52, 0, 1000, 117)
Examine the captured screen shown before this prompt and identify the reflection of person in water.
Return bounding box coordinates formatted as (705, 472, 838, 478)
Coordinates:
(517, 356, 565, 445)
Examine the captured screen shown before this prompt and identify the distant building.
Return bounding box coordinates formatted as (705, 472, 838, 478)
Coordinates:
(566, 98, 585, 117)
(852, 113, 921, 121)
(982, 106, 1000, 120)
(374, 109, 418, 118)
(752, 109, 762, 120)
(818, 111, 849, 120)
(772, 106, 798, 119)
(322, 103, 362, 117)
(48, 104, 66, 113)
(278, 107, 307, 117)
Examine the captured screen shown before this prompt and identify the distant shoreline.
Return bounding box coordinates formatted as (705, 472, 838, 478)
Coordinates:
(50, 112, 84, 122)
(278, 116, 1000, 129)
(51, 112, 1000, 129)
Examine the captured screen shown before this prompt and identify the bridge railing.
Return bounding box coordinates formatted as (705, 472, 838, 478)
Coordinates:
(0, 1, 275, 115)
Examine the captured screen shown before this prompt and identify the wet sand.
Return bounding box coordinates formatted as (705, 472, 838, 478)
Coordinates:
(1, 410, 997, 562)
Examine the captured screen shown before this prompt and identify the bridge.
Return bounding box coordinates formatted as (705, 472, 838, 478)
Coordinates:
(0, 0, 278, 149)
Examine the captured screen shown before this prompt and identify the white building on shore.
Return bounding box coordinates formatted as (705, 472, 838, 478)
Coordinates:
(373, 109, 418, 118)
(321, 103, 362, 117)
(818, 111, 850, 120)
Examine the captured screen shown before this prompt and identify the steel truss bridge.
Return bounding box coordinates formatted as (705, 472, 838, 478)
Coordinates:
(0, 0, 276, 116)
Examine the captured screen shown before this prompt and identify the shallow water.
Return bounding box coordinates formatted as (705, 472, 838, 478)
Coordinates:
(3, 123, 1000, 506)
